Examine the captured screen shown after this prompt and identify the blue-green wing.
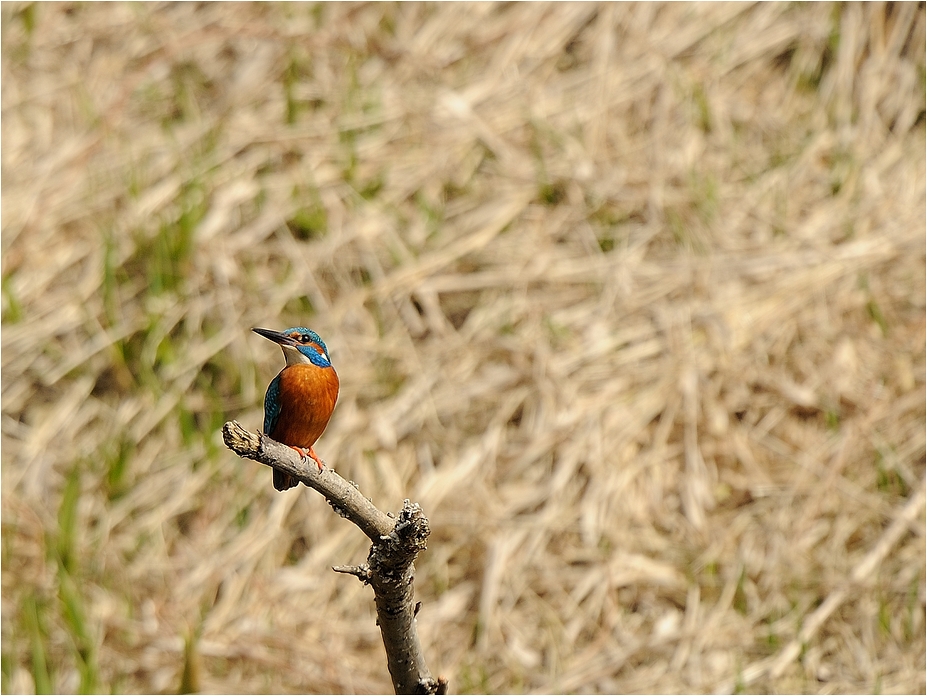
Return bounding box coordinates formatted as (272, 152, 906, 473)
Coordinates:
(263, 373, 282, 435)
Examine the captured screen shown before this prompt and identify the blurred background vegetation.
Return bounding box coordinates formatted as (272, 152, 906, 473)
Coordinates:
(2, 2, 924, 694)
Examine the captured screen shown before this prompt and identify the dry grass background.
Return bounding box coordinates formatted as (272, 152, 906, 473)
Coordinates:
(2, 2, 925, 694)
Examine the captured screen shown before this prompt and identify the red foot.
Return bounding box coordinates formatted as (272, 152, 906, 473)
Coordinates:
(289, 445, 325, 472)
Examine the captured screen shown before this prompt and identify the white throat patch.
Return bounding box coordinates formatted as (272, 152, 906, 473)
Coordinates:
(282, 345, 313, 366)
(281, 344, 329, 367)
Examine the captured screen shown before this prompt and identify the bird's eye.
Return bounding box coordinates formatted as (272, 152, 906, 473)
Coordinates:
(300, 335, 311, 344)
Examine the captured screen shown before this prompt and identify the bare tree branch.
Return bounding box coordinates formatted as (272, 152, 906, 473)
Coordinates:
(222, 420, 444, 695)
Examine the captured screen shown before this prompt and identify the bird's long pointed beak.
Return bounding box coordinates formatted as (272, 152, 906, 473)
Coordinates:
(252, 327, 299, 347)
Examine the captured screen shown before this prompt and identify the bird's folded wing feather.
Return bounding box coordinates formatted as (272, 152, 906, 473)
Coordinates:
(263, 373, 282, 435)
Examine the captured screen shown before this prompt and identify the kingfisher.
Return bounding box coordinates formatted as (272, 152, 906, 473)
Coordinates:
(252, 326, 340, 491)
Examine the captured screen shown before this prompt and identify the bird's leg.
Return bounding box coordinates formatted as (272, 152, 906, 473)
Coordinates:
(289, 445, 325, 472)
(307, 446, 325, 472)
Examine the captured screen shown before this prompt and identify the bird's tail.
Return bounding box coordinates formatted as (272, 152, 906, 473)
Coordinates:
(273, 469, 298, 491)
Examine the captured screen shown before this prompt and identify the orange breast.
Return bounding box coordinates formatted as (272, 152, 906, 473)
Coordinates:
(270, 364, 340, 449)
